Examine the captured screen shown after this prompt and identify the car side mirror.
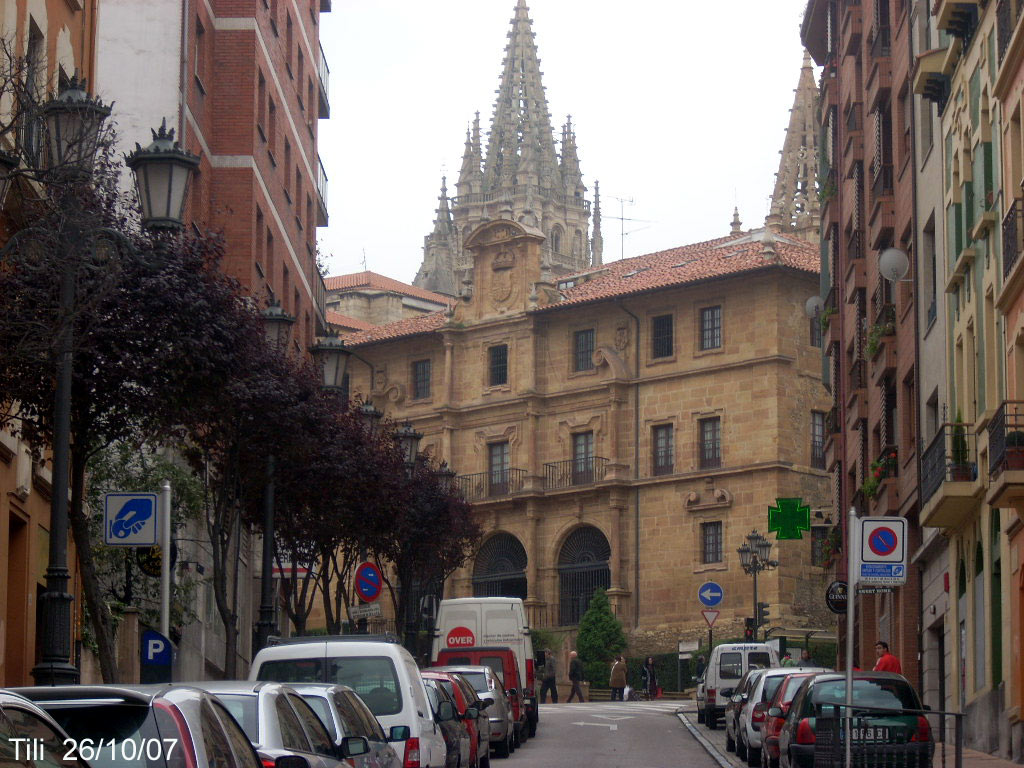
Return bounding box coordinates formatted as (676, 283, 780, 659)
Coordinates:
(506, 688, 518, 697)
(388, 725, 411, 742)
(464, 706, 479, 720)
(276, 757, 310, 768)
(741, 693, 749, 702)
(768, 707, 783, 718)
(923, 704, 932, 711)
(481, 696, 495, 709)
(721, 688, 734, 697)
(731, 695, 742, 703)
(437, 700, 456, 722)
(340, 737, 369, 758)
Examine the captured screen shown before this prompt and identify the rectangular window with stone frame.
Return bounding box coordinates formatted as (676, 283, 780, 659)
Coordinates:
(651, 314, 674, 359)
(699, 416, 721, 469)
(652, 424, 674, 476)
(488, 441, 510, 496)
(573, 329, 595, 372)
(489, 344, 508, 387)
(701, 521, 723, 564)
(412, 359, 431, 400)
(811, 411, 826, 469)
(572, 431, 595, 484)
(700, 305, 722, 350)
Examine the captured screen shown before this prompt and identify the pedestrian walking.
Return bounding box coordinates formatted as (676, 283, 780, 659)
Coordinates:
(539, 648, 559, 703)
(781, 652, 796, 666)
(872, 640, 902, 673)
(609, 655, 627, 701)
(799, 648, 814, 666)
(641, 656, 658, 699)
(567, 650, 585, 702)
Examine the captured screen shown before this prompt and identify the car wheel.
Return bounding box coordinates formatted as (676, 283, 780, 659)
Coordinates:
(508, 732, 516, 754)
(707, 709, 717, 729)
(746, 739, 761, 767)
(480, 752, 491, 768)
(495, 736, 510, 759)
(528, 715, 537, 738)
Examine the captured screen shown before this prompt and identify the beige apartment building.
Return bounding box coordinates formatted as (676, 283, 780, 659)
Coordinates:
(343, 217, 833, 648)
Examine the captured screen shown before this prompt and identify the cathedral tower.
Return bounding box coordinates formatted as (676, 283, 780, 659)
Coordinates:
(414, 0, 593, 296)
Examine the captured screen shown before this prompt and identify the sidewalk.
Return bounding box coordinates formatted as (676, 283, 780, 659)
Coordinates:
(961, 747, 1022, 768)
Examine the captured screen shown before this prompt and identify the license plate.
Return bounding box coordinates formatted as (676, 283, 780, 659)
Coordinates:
(842, 726, 891, 741)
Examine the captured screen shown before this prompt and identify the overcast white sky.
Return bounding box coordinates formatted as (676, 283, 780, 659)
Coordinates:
(317, 0, 813, 283)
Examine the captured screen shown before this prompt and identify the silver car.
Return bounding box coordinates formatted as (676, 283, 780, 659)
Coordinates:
(190, 681, 371, 768)
(433, 665, 514, 759)
(289, 683, 402, 768)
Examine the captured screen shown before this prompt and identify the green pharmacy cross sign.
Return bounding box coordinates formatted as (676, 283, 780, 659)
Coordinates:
(768, 498, 811, 540)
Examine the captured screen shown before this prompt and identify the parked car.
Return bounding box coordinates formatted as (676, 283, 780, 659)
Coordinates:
(761, 672, 826, 768)
(777, 673, 933, 768)
(423, 670, 491, 768)
(289, 683, 402, 768)
(725, 668, 766, 756)
(697, 642, 779, 729)
(430, 597, 537, 738)
(192, 681, 378, 768)
(433, 665, 515, 759)
(434, 646, 527, 747)
(736, 667, 831, 767)
(12, 684, 264, 768)
(0, 689, 91, 768)
(251, 635, 446, 768)
(421, 677, 471, 768)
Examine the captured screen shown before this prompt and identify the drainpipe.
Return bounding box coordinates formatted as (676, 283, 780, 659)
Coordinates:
(617, 301, 641, 627)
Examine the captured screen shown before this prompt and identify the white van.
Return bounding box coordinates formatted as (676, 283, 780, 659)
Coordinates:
(429, 597, 537, 736)
(250, 636, 446, 768)
(695, 642, 779, 729)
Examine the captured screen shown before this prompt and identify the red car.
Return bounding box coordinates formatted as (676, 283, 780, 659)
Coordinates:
(422, 670, 491, 768)
(761, 673, 820, 768)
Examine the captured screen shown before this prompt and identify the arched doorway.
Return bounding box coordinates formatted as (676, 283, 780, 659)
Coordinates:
(558, 525, 611, 625)
(472, 533, 528, 599)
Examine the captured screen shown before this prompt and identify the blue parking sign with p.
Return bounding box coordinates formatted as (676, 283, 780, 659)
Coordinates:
(104, 493, 158, 546)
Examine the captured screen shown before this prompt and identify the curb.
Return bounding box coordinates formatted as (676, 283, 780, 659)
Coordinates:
(676, 710, 736, 768)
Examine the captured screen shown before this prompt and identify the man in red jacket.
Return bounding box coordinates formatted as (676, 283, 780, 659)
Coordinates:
(873, 641, 902, 673)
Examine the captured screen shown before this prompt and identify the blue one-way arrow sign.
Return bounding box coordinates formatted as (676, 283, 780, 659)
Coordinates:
(698, 581, 724, 608)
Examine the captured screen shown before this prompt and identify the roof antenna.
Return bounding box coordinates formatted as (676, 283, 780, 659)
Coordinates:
(604, 193, 652, 261)
(362, 248, 367, 272)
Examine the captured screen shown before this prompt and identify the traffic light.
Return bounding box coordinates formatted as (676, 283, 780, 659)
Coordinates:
(743, 617, 755, 641)
(756, 601, 771, 628)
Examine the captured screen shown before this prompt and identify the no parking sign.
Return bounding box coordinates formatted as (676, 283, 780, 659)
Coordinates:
(859, 517, 907, 585)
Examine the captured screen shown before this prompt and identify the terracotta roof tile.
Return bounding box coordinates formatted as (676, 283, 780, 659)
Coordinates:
(344, 310, 449, 345)
(324, 270, 453, 306)
(326, 311, 377, 331)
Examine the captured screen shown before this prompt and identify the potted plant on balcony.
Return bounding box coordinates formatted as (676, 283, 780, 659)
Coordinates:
(860, 472, 880, 499)
(1005, 430, 1024, 470)
(950, 412, 975, 482)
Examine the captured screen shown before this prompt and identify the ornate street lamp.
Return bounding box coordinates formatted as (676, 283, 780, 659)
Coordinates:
(310, 334, 351, 391)
(125, 119, 200, 231)
(41, 74, 111, 176)
(357, 400, 383, 434)
(435, 462, 457, 493)
(395, 421, 423, 472)
(262, 300, 295, 347)
(755, 536, 772, 563)
(736, 529, 778, 642)
(737, 542, 752, 568)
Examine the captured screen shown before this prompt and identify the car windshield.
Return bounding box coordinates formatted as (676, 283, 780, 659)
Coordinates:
(300, 696, 337, 741)
(216, 695, 259, 742)
(812, 679, 920, 711)
(46, 703, 173, 768)
(720, 652, 743, 679)
(258, 656, 403, 716)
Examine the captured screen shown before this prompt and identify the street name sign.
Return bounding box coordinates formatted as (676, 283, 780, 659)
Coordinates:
(349, 603, 382, 619)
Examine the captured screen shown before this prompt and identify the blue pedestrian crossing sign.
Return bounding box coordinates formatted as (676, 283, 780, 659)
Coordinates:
(697, 581, 724, 608)
(104, 493, 158, 546)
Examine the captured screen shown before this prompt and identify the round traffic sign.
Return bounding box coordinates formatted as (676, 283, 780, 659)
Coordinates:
(825, 580, 848, 615)
(355, 561, 383, 602)
(446, 626, 476, 648)
(867, 526, 898, 557)
(697, 581, 724, 608)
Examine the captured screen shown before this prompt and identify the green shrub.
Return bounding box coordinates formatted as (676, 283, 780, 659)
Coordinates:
(576, 588, 626, 666)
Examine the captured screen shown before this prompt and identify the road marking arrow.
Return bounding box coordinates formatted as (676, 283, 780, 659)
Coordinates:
(593, 715, 633, 720)
(572, 722, 618, 730)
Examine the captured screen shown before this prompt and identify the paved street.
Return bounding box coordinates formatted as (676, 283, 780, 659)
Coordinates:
(510, 701, 723, 768)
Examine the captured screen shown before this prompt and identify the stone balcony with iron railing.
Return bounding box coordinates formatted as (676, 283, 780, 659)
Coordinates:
(544, 457, 609, 491)
(920, 423, 981, 528)
(456, 469, 527, 502)
(987, 401, 1024, 508)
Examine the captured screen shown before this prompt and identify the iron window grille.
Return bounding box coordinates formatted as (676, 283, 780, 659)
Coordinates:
(472, 533, 528, 599)
(812, 411, 826, 469)
(700, 417, 722, 469)
(412, 359, 431, 399)
(652, 424, 674, 475)
(573, 328, 595, 371)
(811, 525, 829, 567)
(558, 526, 611, 626)
(700, 306, 722, 350)
(701, 521, 723, 564)
(488, 344, 509, 386)
(810, 316, 823, 347)
(652, 314, 674, 358)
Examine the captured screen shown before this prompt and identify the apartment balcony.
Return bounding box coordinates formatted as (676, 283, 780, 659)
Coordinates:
(998, 199, 1024, 310)
(457, 469, 527, 502)
(987, 401, 1024, 508)
(868, 445, 899, 513)
(870, 336, 897, 386)
(315, 154, 328, 226)
(544, 457, 609, 490)
(841, 1, 863, 56)
(936, 0, 980, 39)
(920, 423, 980, 528)
(317, 42, 330, 119)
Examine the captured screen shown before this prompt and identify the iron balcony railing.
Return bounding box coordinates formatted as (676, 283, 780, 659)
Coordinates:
(316, 154, 328, 209)
(998, 0, 1014, 62)
(872, 162, 894, 197)
(1003, 198, 1022, 278)
(849, 358, 867, 391)
(456, 469, 527, 501)
(826, 406, 841, 435)
(317, 42, 330, 99)
(870, 24, 892, 58)
(921, 423, 979, 503)
(812, 439, 826, 469)
(848, 230, 864, 259)
(874, 444, 898, 480)
(988, 400, 1024, 476)
(544, 457, 608, 490)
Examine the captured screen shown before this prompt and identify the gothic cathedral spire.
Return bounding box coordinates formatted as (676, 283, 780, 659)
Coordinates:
(766, 51, 820, 243)
(414, 0, 594, 296)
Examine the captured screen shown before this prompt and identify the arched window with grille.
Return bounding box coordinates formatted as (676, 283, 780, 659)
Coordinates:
(472, 533, 528, 599)
(558, 526, 611, 625)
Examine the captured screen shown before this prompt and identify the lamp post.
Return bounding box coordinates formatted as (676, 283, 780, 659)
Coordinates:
(737, 530, 778, 642)
(395, 421, 423, 477)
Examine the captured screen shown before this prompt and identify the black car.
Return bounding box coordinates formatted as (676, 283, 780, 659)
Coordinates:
(777, 673, 934, 768)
